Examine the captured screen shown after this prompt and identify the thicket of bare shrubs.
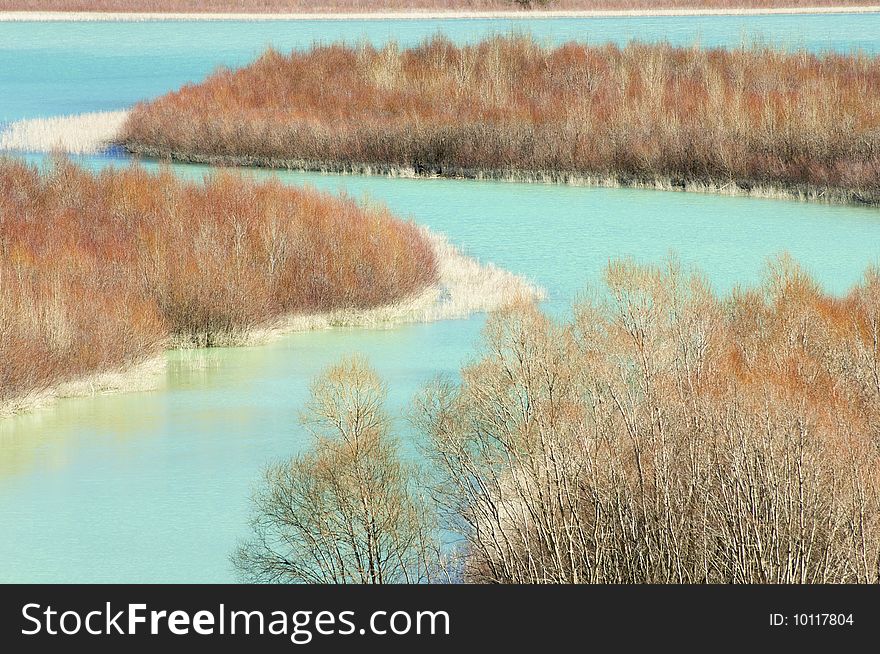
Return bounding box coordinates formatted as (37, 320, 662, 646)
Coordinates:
(0, 158, 436, 409)
(123, 36, 880, 204)
(237, 257, 880, 584)
(413, 258, 880, 583)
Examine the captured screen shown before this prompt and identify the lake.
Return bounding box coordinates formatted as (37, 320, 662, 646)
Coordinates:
(1, 14, 880, 582)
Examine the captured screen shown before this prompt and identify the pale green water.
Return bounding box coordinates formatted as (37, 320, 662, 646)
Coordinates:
(2, 17, 880, 582)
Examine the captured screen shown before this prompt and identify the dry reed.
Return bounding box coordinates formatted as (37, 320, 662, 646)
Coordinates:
(0, 111, 128, 155)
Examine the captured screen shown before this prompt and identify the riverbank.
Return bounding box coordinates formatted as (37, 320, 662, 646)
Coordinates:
(2, 158, 538, 418)
(0, 356, 167, 419)
(122, 148, 880, 206)
(1, 6, 879, 21)
(164, 226, 544, 349)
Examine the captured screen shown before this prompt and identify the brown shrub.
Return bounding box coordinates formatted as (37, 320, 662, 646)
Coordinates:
(0, 158, 437, 405)
(122, 36, 880, 202)
(415, 258, 880, 583)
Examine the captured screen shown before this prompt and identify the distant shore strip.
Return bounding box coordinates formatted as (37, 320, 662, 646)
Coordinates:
(1, 7, 879, 21)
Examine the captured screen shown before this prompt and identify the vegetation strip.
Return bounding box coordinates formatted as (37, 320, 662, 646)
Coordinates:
(0, 158, 541, 417)
(121, 37, 880, 206)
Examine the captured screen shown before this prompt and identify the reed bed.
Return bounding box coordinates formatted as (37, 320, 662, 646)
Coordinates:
(0, 158, 437, 413)
(122, 36, 880, 205)
(0, 1, 870, 14)
(0, 111, 128, 155)
(417, 257, 880, 583)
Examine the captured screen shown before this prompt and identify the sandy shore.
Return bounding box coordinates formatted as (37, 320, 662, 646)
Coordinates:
(1, 7, 879, 21)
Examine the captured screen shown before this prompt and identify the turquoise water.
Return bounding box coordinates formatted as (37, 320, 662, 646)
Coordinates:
(2, 17, 880, 582)
(3, 14, 880, 120)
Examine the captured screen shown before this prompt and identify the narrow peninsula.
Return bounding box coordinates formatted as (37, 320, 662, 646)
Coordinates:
(0, 159, 541, 417)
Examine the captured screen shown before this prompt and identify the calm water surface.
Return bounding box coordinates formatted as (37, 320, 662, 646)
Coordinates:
(3, 13, 880, 121)
(1, 16, 880, 582)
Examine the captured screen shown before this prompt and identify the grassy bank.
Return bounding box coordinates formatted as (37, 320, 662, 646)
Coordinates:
(0, 158, 438, 415)
(122, 37, 880, 205)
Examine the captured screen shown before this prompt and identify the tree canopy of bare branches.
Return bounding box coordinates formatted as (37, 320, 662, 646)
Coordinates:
(234, 357, 446, 583)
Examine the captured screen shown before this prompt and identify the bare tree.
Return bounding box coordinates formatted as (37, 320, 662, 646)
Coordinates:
(233, 356, 447, 583)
